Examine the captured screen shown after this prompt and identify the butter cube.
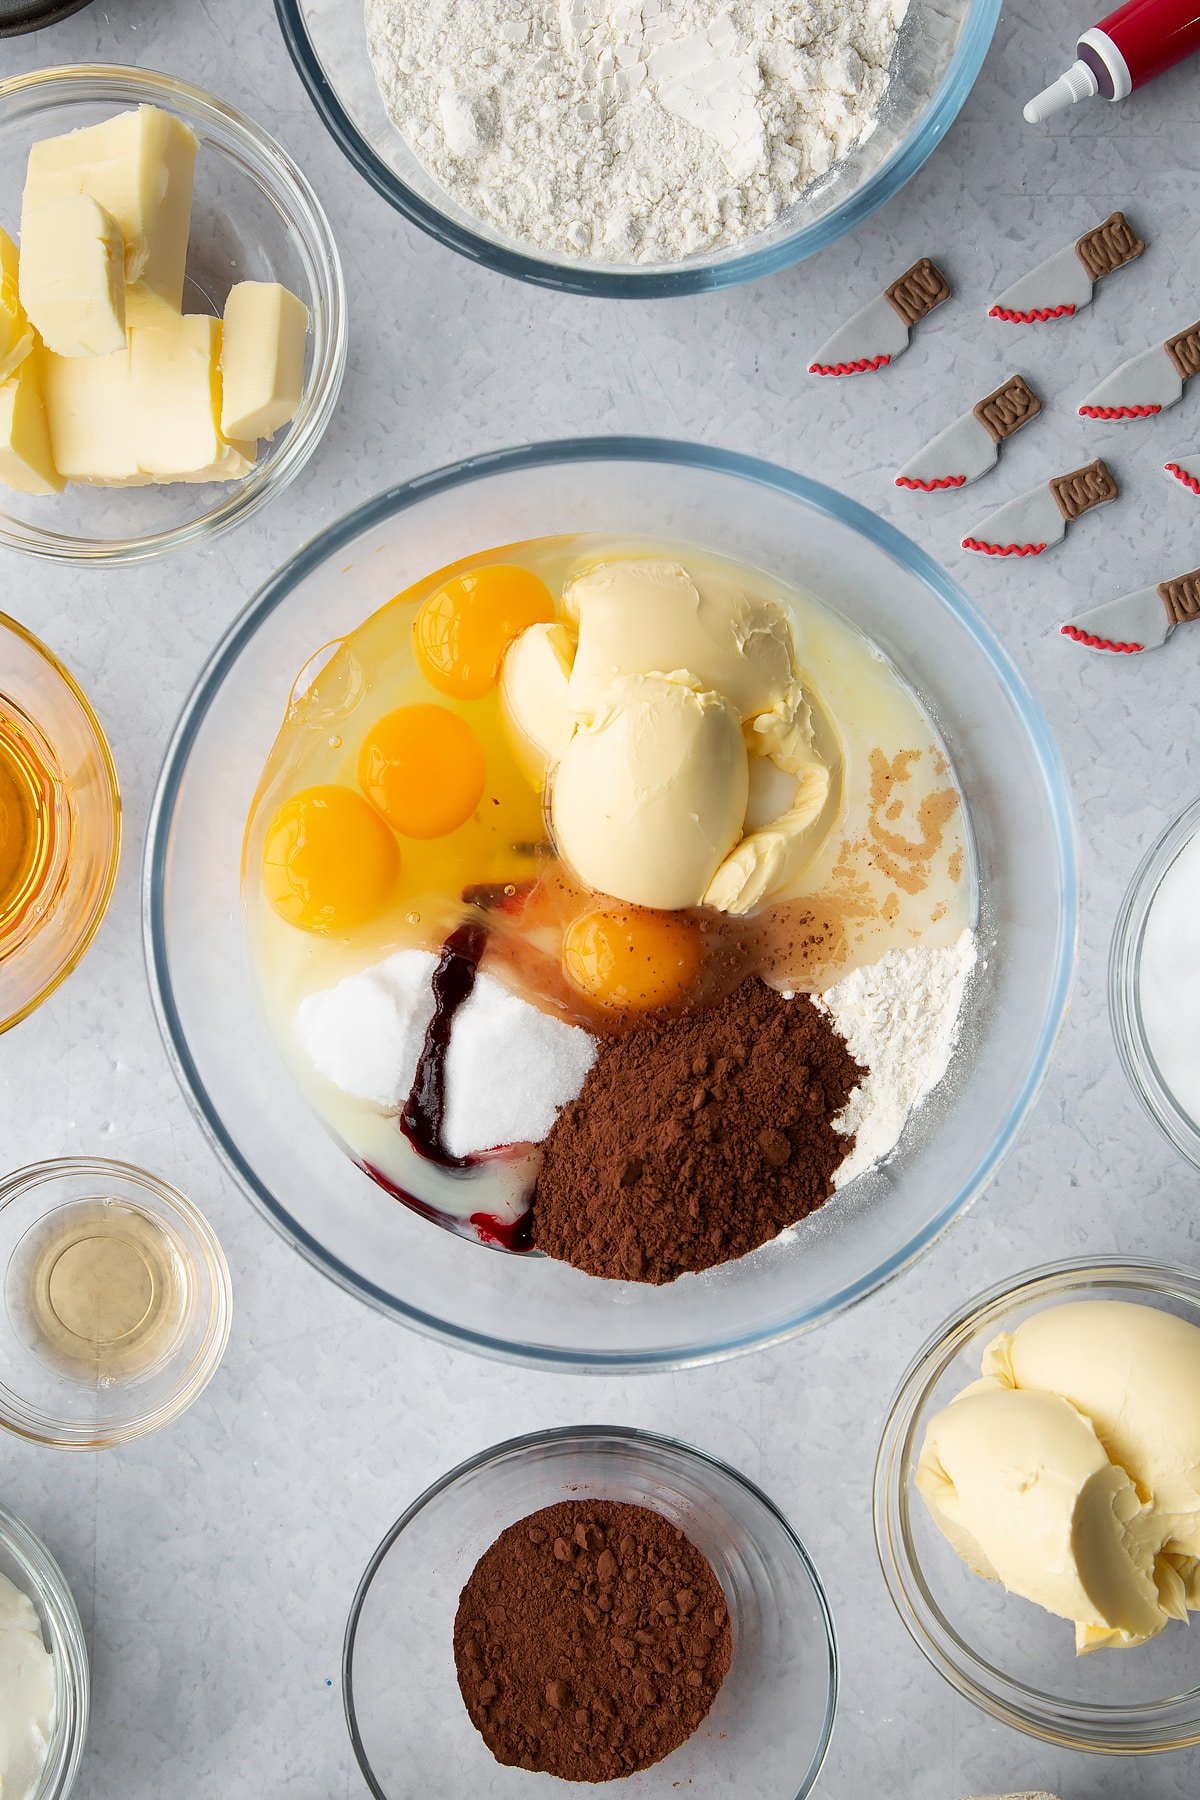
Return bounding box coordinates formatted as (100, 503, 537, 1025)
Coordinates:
(128, 314, 223, 478)
(22, 105, 198, 322)
(0, 227, 33, 383)
(40, 342, 141, 485)
(19, 196, 127, 357)
(174, 437, 257, 484)
(220, 281, 308, 441)
(0, 354, 63, 495)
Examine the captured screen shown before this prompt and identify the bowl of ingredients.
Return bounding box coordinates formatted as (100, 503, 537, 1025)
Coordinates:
(0, 1499, 88, 1799)
(1110, 794, 1200, 1170)
(0, 1157, 233, 1448)
(0, 613, 120, 1033)
(345, 1425, 836, 1795)
(875, 1256, 1200, 1753)
(146, 437, 1075, 1369)
(275, 0, 1000, 296)
(0, 64, 346, 564)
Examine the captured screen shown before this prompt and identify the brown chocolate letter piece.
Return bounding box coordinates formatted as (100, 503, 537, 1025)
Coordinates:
(1158, 570, 1200, 627)
(1074, 212, 1144, 282)
(885, 258, 951, 327)
(1050, 458, 1118, 522)
(973, 374, 1041, 444)
(1165, 322, 1200, 383)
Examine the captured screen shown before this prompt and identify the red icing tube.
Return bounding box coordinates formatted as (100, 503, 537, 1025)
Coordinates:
(1025, 0, 1200, 121)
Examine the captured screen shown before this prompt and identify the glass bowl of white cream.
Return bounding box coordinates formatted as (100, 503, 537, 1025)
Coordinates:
(1110, 794, 1200, 1170)
(874, 1256, 1200, 1754)
(0, 1500, 88, 1799)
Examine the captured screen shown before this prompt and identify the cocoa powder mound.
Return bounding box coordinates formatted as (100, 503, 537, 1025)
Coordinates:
(454, 1498, 731, 1781)
(531, 976, 863, 1283)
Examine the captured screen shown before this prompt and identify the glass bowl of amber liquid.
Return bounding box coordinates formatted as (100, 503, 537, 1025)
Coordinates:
(0, 612, 120, 1031)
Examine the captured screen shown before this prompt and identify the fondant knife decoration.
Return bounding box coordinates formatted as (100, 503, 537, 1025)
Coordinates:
(1162, 447, 1200, 496)
(896, 374, 1042, 491)
(1061, 566, 1200, 655)
(809, 257, 950, 376)
(1078, 320, 1200, 419)
(988, 212, 1144, 323)
(963, 459, 1118, 556)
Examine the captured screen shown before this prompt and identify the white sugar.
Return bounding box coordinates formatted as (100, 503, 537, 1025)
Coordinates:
(295, 948, 596, 1155)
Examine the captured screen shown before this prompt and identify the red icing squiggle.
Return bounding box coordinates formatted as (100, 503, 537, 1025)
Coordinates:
(1060, 623, 1143, 654)
(962, 537, 1046, 556)
(989, 303, 1076, 323)
(895, 473, 966, 490)
(808, 353, 891, 376)
(1079, 403, 1161, 419)
(1165, 461, 1200, 495)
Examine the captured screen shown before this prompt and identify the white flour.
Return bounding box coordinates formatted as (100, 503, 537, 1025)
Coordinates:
(819, 930, 977, 1187)
(364, 0, 911, 263)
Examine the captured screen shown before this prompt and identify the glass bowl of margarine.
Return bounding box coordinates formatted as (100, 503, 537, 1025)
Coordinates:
(275, 0, 999, 296)
(145, 439, 1076, 1371)
(0, 65, 346, 565)
(875, 1256, 1200, 1754)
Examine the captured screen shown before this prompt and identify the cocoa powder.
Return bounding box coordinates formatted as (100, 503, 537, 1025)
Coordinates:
(454, 1498, 731, 1781)
(531, 976, 862, 1283)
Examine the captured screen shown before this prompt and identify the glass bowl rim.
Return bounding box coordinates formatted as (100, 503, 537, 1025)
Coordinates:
(0, 62, 348, 567)
(0, 610, 122, 1034)
(0, 1496, 90, 1799)
(142, 434, 1078, 1372)
(1109, 792, 1200, 1172)
(272, 0, 1001, 298)
(873, 1252, 1200, 1753)
(0, 1154, 234, 1449)
(342, 1421, 839, 1800)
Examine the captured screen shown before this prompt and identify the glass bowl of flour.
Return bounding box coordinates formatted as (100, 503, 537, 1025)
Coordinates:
(1111, 795, 1200, 1170)
(145, 439, 1076, 1369)
(273, 0, 1000, 294)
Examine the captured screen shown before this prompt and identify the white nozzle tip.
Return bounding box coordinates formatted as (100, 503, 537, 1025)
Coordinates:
(1024, 60, 1098, 123)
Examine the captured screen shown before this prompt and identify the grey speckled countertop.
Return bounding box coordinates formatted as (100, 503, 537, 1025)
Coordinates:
(4, 1, 1200, 1795)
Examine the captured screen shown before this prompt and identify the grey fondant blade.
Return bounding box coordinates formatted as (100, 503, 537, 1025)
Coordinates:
(1079, 344, 1184, 418)
(1060, 584, 1171, 654)
(990, 245, 1092, 321)
(1163, 447, 1200, 495)
(809, 295, 908, 375)
(963, 482, 1062, 554)
(896, 410, 994, 489)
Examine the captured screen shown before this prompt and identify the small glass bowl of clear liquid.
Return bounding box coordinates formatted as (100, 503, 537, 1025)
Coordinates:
(0, 1158, 232, 1448)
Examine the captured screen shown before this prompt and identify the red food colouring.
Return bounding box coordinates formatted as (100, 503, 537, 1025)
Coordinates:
(358, 1161, 535, 1254)
(400, 919, 488, 1168)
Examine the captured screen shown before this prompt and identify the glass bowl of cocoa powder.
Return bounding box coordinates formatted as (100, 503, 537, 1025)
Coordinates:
(344, 1425, 837, 1796)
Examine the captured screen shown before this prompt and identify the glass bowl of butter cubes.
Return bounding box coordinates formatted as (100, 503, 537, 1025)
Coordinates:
(0, 65, 346, 564)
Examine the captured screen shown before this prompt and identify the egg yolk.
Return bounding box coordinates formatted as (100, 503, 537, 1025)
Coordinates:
(413, 564, 554, 699)
(262, 785, 399, 932)
(562, 905, 703, 1011)
(357, 704, 487, 839)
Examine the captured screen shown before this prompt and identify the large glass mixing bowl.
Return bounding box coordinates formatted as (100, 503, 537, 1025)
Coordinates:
(145, 440, 1076, 1370)
(275, 0, 1000, 296)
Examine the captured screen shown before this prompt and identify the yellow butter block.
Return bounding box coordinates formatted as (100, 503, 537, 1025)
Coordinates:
(220, 280, 308, 441)
(0, 354, 64, 496)
(40, 341, 141, 485)
(173, 437, 257, 483)
(19, 195, 127, 358)
(23, 105, 198, 321)
(0, 227, 33, 384)
(129, 313, 223, 478)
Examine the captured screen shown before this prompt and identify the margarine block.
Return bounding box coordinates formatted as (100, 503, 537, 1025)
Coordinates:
(0, 355, 63, 495)
(19, 195, 127, 357)
(220, 281, 308, 440)
(0, 227, 33, 384)
(173, 436, 257, 484)
(39, 342, 141, 485)
(129, 314, 222, 478)
(22, 105, 198, 320)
